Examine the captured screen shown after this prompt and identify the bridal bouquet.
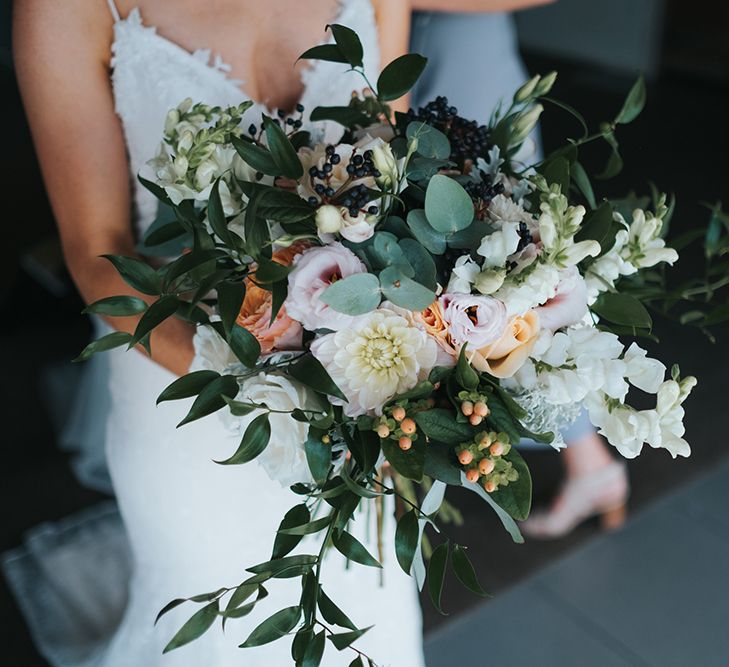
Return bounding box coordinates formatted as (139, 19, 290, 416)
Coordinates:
(79, 24, 713, 666)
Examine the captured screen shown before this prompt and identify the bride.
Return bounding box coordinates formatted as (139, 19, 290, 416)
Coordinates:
(12, 1, 423, 665)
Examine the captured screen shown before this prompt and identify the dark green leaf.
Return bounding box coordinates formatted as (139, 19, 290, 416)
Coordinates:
(289, 355, 347, 402)
(217, 281, 246, 337)
(130, 295, 179, 347)
(239, 606, 301, 648)
(272, 505, 310, 559)
(592, 292, 652, 329)
(571, 161, 597, 209)
(328, 24, 363, 67)
(231, 135, 280, 175)
(83, 295, 147, 317)
(157, 370, 220, 404)
(460, 472, 523, 543)
(228, 323, 262, 367)
(247, 554, 318, 577)
(427, 542, 449, 615)
(215, 412, 271, 465)
(162, 248, 223, 288)
(455, 345, 479, 391)
(328, 626, 372, 651)
(278, 515, 332, 536)
(163, 601, 218, 653)
(102, 254, 162, 295)
(305, 428, 332, 485)
(254, 256, 293, 284)
(381, 437, 425, 482)
(298, 43, 349, 64)
(177, 375, 239, 427)
(73, 331, 132, 362)
(490, 448, 532, 521)
(424, 442, 462, 485)
(413, 409, 472, 445)
(576, 201, 614, 252)
(377, 53, 428, 102)
(309, 105, 370, 127)
(207, 178, 232, 244)
(263, 115, 303, 179)
(332, 531, 382, 568)
(540, 156, 570, 194)
(451, 544, 489, 597)
(302, 630, 326, 667)
(395, 510, 419, 574)
(318, 589, 357, 630)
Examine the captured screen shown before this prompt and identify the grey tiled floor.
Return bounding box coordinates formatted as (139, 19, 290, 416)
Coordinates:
(425, 458, 729, 667)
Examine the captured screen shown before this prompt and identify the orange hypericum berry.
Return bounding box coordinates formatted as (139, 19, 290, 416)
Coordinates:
(473, 401, 489, 417)
(458, 450, 474, 465)
(479, 433, 492, 448)
(399, 437, 412, 451)
(392, 406, 406, 422)
(465, 469, 480, 483)
(479, 458, 495, 475)
(490, 442, 504, 457)
(469, 414, 483, 426)
(376, 424, 391, 438)
(400, 418, 416, 435)
(461, 401, 474, 416)
(483, 480, 496, 493)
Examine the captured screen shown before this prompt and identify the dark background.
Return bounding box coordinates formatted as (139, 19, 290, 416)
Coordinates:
(2, 0, 728, 664)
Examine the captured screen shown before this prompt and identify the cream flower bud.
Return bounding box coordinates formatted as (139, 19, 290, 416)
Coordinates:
(172, 155, 189, 179)
(535, 71, 557, 97)
(315, 205, 344, 234)
(177, 97, 193, 114)
(473, 268, 506, 295)
(371, 143, 399, 189)
(511, 104, 544, 146)
(561, 240, 601, 267)
(514, 75, 540, 103)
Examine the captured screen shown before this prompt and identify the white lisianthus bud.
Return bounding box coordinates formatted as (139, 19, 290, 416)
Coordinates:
(535, 71, 557, 97)
(315, 205, 344, 234)
(511, 104, 544, 147)
(514, 75, 540, 103)
(474, 268, 506, 295)
(177, 130, 194, 154)
(371, 143, 399, 190)
(195, 159, 216, 190)
(164, 109, 180, 136)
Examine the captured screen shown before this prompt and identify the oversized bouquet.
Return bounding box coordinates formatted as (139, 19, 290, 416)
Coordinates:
(79, 25, 709, 666)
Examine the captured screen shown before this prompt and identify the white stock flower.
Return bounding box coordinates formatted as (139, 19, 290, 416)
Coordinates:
(477, 222, 521, 268)
(446, 255, 480, 294)
(493, 263, 561, 316)
(623, 343, 666, 394)
(310, 309, 437, 417)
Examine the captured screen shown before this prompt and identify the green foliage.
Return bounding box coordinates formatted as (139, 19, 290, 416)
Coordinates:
(592, 292, 653, 329)
(73, 331, 132, 362)
(488, 448, 532, 521)
(451, 545, 490, 597)
(413, 409, 473, 445)
(427, 542, 449, 615)
(272, 505, 311, 559)
(263, 115, 304, 179)
(83, 295, 147, 317)
(320, 273, 381, 315)
(424, 175, 474, 233)
(289, 354, 348, 402)
(332, 530, 382, 568)
(395, 510, 419, 575)
(163, 601, 219, 653)
(102, 254, 162, 295)
(239, 606, 302, 648)
(157, 370, 220, 404)
(177, 375, 239, 427)
(377, 54, 428, 102)
(215, 413, 271, 465)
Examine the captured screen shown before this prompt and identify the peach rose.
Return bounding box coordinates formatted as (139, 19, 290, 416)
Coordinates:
(236, 243, 307, 355)
(416, 301, 458, 367)
(469, 310, 540, 378)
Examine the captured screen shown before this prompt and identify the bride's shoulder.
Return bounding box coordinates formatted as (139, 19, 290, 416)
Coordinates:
(13, 0, 116, 69)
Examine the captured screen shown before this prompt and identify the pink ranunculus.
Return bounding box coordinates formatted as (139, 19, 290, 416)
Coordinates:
(439, 293, 507, 350)
(534, 266, 588, 331)
(285, 242, 367, 332)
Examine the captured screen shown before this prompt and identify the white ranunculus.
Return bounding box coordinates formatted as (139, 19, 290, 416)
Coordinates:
(223, 372, 324, 486)
(310, 308, 438, 417)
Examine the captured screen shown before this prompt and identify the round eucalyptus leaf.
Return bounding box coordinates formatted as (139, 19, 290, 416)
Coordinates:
(424, 174, 475, 233)
(379, 266, 435, 311)
(320, 273, 381, 315)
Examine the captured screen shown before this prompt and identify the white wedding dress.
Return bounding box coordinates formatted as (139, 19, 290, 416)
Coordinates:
(4, 3, 425, 666)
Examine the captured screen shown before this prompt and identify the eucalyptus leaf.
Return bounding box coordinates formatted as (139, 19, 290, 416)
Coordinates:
(379, 265, 435, 310)
(406, 209, 447, 255)
(302, 630, 326, 667)
(406, 122, 450, 160)
(424, 174, 474, 233)
(399, 238, 437, 291)
(320, 273, 381, 315)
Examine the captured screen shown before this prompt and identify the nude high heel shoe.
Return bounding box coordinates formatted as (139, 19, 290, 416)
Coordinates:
(521, 461, 629, 540)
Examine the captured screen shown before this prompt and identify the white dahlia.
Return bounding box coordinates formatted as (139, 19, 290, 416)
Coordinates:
(310, 309, 438, 417)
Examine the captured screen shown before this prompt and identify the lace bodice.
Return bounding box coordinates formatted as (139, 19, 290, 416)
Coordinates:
(108, 1, 380, 237)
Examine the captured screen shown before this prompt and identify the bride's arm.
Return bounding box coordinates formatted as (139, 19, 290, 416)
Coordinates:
(14, 0, 195, 376)
(371, 0, 412, 114)
(411, 0, 554, 10)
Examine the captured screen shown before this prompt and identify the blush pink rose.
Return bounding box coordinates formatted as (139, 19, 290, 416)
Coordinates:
(534, 266, 588, 331)
(439, 293, 507, 350)
(285, 242, 367, 331)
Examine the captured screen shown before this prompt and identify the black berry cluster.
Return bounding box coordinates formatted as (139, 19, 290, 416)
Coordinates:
(404, 96, 493, 166)
(248, 103, 305, 139)
(464, 170, 505, 218)
(516, 221, 533, 252)
(306, 146, 381, 218)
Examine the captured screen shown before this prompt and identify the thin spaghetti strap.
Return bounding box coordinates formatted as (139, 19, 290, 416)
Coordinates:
(106, 0, 121, 22)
